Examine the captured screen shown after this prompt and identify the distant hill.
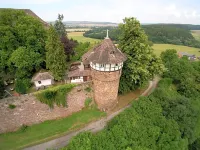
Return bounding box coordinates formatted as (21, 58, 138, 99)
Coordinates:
(83, 24, 200, 48)
(48, 21, 118, 27)
(146, 24, 200, 30)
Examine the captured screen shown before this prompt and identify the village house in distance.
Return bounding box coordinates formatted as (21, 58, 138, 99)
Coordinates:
(68, 30, 127, 110)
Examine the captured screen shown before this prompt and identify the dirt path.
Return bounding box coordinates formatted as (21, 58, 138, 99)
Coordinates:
(24, 77, 160, 150)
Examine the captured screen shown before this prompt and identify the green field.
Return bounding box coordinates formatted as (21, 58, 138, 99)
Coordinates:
(66, 28, 91, 32)
(152, 44, 200, 56)
(68, 32, 101, 43)
(191, 30, 200, 42)
(0, 108, 106, 150)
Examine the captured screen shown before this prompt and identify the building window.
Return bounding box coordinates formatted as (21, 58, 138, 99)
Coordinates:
(38, 81, 41, 84)
(100, 64, 105, 68)
(116, 64, 118, 66)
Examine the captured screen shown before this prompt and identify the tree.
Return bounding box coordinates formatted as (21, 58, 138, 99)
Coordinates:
(45, 26, 66, 81)
(54, 14, 66, 37)
(9, 47, 43, 78)
(54, 14, 76, 61)
(60, 36, 76, 61)
(66, 97, 187, 150)
(0, 9, 47, 80)
(118, 17, 164, 93)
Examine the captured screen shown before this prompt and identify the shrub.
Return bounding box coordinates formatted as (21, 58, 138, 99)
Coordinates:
(35, 84, 75, 108)
(85, 98, 92, 107)
(84, 87, 91, 92)
(19, 124, 28, 132)
(8, 104, 16, 109)
(15, 79, 31, 94)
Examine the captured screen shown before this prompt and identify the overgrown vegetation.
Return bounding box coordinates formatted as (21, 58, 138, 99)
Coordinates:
(84, 86, 91, 92)
(0, 108, 106, 150)
(64, 49, 200, 150)
(35, 84, 75, 108)
(8, 104, 16, 109)
(84, 98, 92, 107)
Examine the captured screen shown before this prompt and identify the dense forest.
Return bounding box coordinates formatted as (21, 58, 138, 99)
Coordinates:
(63, 49, 200, 150)
(83, 24, 200, 48)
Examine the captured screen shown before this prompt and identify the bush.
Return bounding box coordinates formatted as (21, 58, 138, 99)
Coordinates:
(84, 98, 92, 107)
(19, 124, 28, 132)
(15, 79, 31, 94)
(84, 87, 91, 92)
(35, 84, 76, 108)
(8, 104, 16, 109)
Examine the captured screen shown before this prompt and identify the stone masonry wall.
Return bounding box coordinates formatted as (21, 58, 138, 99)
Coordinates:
(91, 69, 121, 110)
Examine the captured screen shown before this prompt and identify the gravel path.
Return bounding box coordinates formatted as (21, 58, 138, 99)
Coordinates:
(24, 77, 159, 150)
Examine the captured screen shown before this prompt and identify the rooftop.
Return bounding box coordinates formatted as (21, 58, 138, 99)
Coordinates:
(82, 38, 127, 64)
(32, 72, 54, 82)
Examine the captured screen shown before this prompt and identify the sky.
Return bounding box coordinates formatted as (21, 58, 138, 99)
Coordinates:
(1, 0, 200, 24)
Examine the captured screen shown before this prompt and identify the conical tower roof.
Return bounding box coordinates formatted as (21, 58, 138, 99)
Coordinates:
(82, 33, 127, 64)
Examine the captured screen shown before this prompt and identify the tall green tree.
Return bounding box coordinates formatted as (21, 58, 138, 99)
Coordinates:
(45, 26, 66, 81)
(54, 14, 76, 61)
(118, 17, 164, 93)
(0, 9, 47, 80)
(54, 14, 66, 37)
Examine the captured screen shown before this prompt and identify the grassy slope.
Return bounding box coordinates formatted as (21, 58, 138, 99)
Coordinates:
(0, 108, 106, 150)
(68, 32, 101, 43)
(152, 44, 200, 56)
(191, 30, 200, 42)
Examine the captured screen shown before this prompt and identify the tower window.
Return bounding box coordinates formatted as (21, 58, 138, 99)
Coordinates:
(38, 81, 41, 84)
(100, 64, 105, 67)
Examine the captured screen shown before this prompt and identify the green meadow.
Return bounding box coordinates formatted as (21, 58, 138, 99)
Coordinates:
(152, 44, 200, 56)
(68, 32, 101, 44)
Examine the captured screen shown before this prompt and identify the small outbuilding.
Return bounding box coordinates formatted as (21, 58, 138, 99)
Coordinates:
(68, 61, 91, 83)
(32, 72, 54, 89)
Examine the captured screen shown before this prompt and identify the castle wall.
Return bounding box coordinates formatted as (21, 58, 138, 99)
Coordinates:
(91, 69, 122, 110)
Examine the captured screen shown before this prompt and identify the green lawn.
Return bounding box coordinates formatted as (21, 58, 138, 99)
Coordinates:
(191, 30, 200, 42)
(152, 44, 200, 56)
(0, 108, 106, 150)
(68, 32, 101, 44)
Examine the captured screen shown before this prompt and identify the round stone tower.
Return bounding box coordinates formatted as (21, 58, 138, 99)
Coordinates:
(82, 30, 127, 110)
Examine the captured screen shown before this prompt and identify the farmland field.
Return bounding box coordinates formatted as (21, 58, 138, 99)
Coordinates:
(191, 30, 200, 41)
(68, 32, 101, 43)
(152, 44, 200, 56)
(66, 28, 91, 32)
